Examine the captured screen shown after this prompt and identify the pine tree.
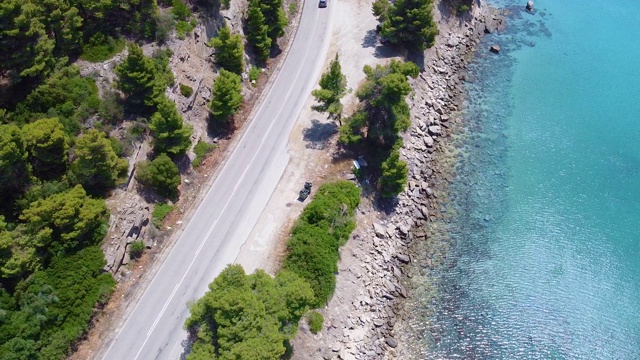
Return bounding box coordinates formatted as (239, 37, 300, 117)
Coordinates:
(0, 124, 30, 200)
(149, 96, 193, 156)
(210, 26, 245, 74)
(210, 69, 243, 124)
(312, 54, 347, 123)
(115, 44, 164, 110)
(68, 130, 128, 194)
(135, 153, 181, 198)
(246, 0, 272, 62)
(22, 117, 69, 180)
(379, 146, 408, 198)
(260, 0, 288, 42)
(381, 0, 437, 51)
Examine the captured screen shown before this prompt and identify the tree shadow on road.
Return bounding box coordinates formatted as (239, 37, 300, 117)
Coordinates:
(362, 29, 378, 48)
(303, 119, 338, 150)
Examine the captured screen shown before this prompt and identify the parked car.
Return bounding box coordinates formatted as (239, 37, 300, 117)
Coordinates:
(319, 0, 327, 8)
(298, 182, 313, 201)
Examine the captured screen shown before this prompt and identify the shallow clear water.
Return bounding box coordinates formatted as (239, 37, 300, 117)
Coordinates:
(419, 1, 640, 358)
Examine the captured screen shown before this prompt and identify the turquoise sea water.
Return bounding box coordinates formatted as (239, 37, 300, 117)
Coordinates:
(419, 0, 640, 358)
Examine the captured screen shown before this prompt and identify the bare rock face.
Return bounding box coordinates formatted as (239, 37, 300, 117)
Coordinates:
(103, 192, 151, 274)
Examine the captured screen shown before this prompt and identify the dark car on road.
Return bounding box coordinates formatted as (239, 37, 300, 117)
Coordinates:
(319, 0, 327, 7)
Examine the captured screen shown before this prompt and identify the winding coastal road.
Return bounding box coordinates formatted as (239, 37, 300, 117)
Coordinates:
(98, 1, 334, 359)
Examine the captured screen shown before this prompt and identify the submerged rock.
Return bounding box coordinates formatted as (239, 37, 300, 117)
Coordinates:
(490, 44, 501, 53)
(526, 1, 534, 12)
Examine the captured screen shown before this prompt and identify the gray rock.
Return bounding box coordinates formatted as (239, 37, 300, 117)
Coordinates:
(428, 126, 442, 136)
(396, 254, 411, 264)
(526, 1, 534, 11)
(373, 223, 386, 238)
(396, 285, 408, 298)
(386, 337, 398, 348)
(424, 136, 434, 147)
(373, 319, 385, 327)
(490, 44, 501, 54)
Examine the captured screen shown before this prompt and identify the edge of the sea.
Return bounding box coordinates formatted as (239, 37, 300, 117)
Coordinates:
(291, 1, 507, 359)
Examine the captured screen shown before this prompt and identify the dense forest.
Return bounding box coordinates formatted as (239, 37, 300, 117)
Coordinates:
(0, 0, 224, 358)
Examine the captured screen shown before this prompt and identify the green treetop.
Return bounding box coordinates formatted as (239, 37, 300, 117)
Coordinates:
(209, 69, 243, 125)
(184, 264, 314, 360)
(342, 60, 419, 147)
(135, 153, 181, 199)
(0, 124, 30, 199)
(210, 26, 245, 75)
(68, 129, 128, 194)
(312, 54, 348, 123)
(115, 43, 165, 111)
(246, 0, 272, 62)
(19, 185, 108, 257)
(260, 0, 288, 42)
(22, 118, 69, 180)
(379, 143, 408, 198)
(380, 0, 438, 51)
(150, 96, 193, 157)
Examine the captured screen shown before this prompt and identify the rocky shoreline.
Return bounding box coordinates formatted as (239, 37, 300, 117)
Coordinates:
(291, 3, 505, 359)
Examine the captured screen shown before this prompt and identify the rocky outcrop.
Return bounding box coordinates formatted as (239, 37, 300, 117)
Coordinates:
(103, 193, 151, 275)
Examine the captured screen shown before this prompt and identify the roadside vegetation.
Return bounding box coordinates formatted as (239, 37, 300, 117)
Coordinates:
(152, 202, 176, 229)
(185, 181, 360, 356)
(0, 0, 299, 356)
(338, 60, 419, 198)
(373, 0, 438, 51)
(193, 141, 217, 168)
(0, 0, 211, 357)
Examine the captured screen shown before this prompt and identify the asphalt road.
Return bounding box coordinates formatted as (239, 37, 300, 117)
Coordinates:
(99, 2, 334, 359)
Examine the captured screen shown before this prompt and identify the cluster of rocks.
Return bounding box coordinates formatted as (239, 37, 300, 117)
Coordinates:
(292, 4, 503, 360)
(102, 193, 152, 276)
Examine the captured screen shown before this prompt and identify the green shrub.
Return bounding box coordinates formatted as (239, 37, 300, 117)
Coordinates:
(156, 11, 176, 43)
(249, 65, 262, 84)
(129, 240, 145, 259)
(172, 0, 191, 21)
(152, 202, 175, 228)
(179, 84, 193, 97)
(176, 21, 188, 39)
(283, 181, 360, 307)
(289, 1, 297, 15)
(458, 4, 470, 12)
(99, 89, 124, 124)
(192, 140, 216, 168)
(307, 311, 324, 334)
(136, 153, 181, 198)
(81, 33, 126, 63)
